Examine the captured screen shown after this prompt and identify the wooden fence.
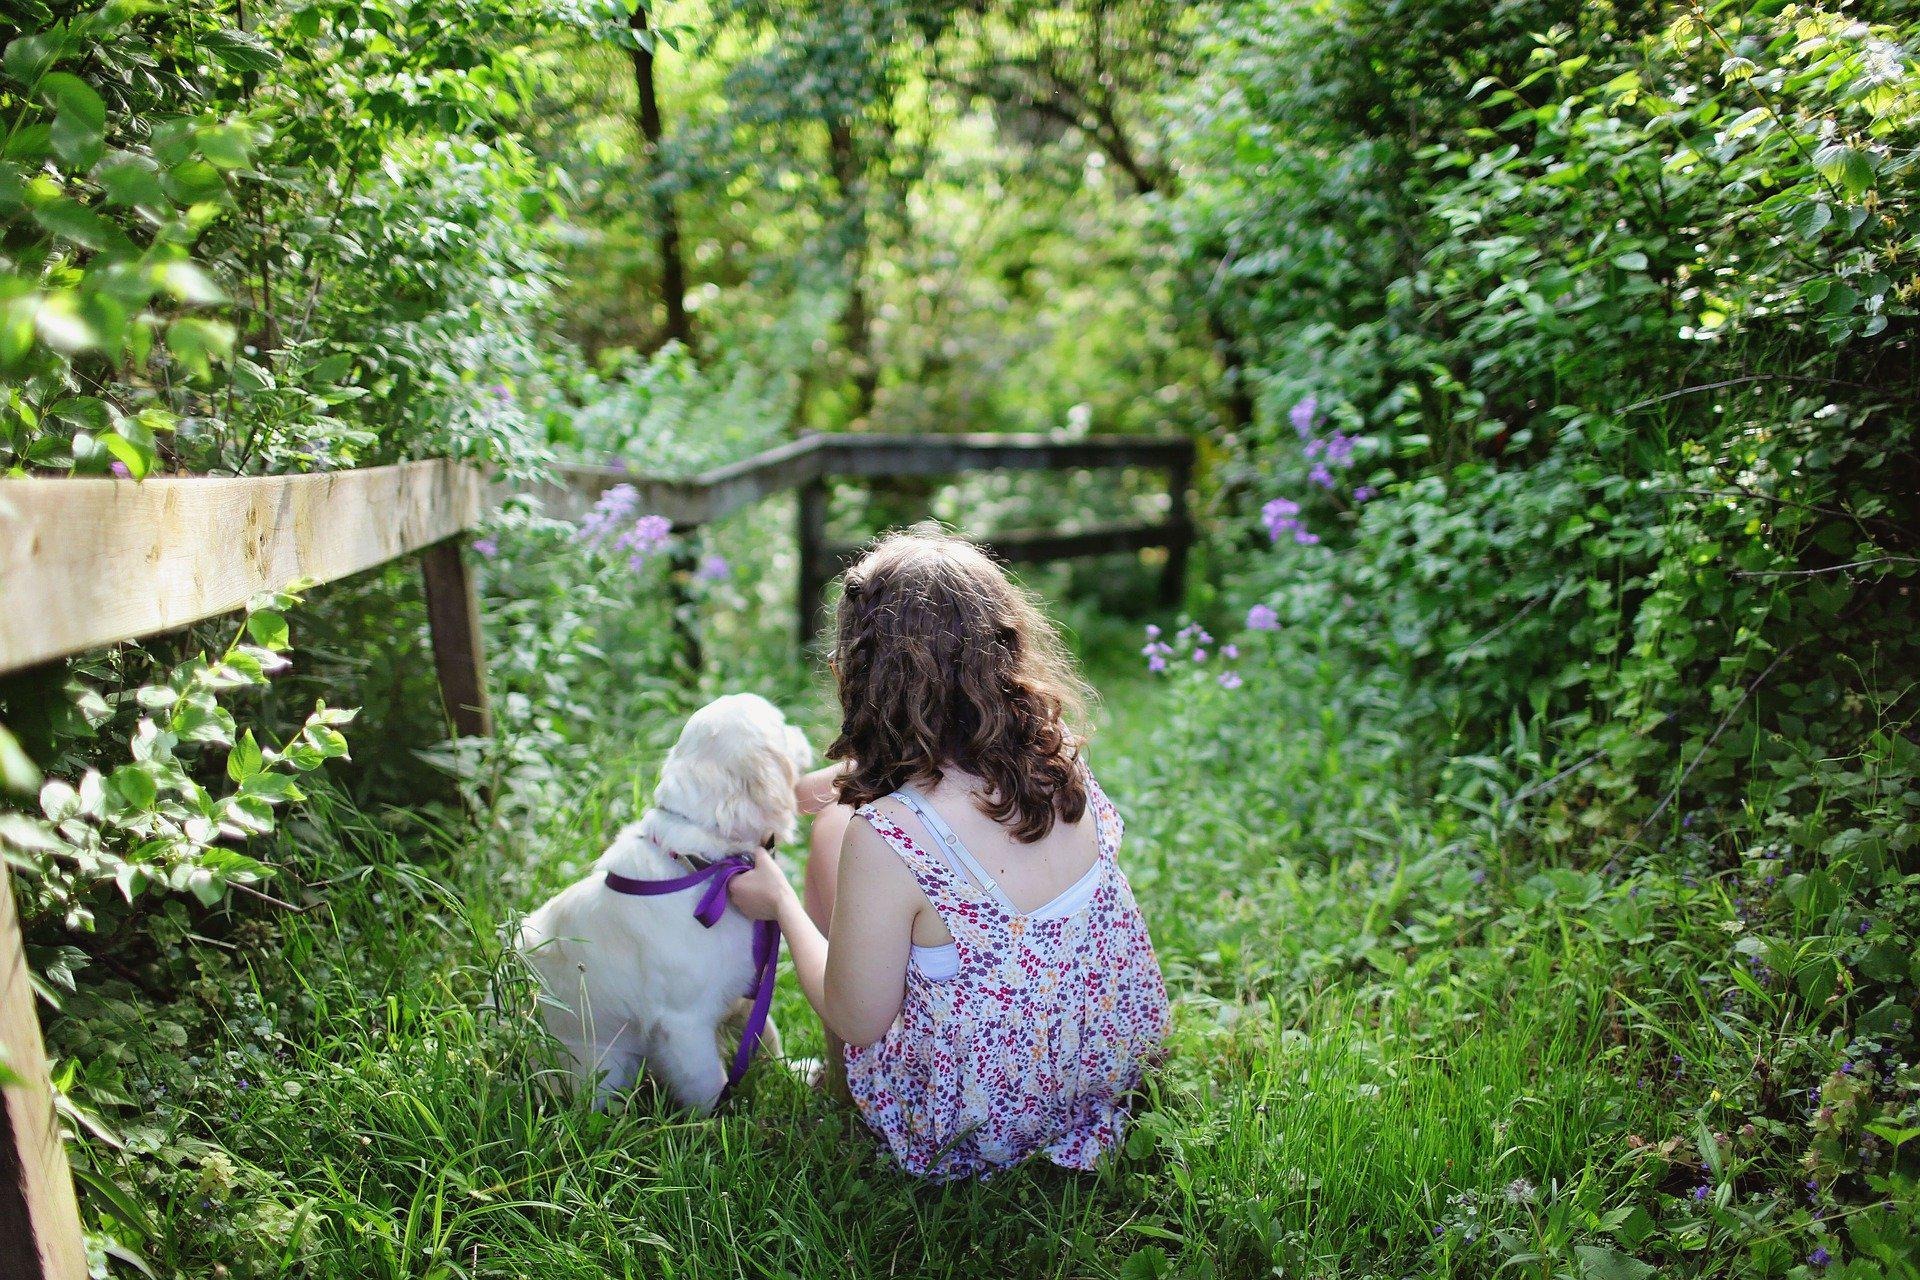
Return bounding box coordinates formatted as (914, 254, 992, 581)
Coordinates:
(0, 429, 1191, 1275)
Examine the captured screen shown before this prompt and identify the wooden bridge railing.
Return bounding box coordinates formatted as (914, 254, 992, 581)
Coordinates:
(541, 432, 1195, 648)
(0, 428, 1192, 1274)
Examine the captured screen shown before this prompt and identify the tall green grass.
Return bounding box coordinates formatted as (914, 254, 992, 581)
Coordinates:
(84, 659, 1821, 1278)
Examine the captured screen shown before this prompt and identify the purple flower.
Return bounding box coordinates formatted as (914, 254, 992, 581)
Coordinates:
(1246, 603, 1279, 631)
(110, 459, 130, 477)
(1218, 671, 1243, 690)
(1222, 643, 1239, 660)
(472, 537, 499, 559)
(618, 514, 673, 568)
(1294, 528, 1321, 546)
(1692, 1184, 1711, 1202)
(1147, 653, 1167, 673)
(1262, 497, 1303, 542)
(490, 383, 511, 401)
(1309, 463, 1336, 490)
(1322, 433, 1356, 468)
(1352, 485, 1377, 503)
(1192, 648, 1207, 663)
(696, 554, 730, 581)
(1810, 1247, 1830, 1267)
(1859, 919, 1871, 935)
(1145, 624, 1161, 640)
(578, 484, 641, 545)
(1289, 396, 1318, 438)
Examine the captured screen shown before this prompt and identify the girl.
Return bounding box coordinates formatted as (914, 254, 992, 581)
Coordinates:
(727, 529, 1170, 1179)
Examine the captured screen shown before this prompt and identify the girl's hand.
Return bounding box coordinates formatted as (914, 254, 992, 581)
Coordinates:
(795, 761, 852, 816)
(727, 848, 797, 921)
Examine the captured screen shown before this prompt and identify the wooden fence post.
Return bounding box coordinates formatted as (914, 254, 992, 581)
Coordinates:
(1159, 447, 1194, 607)
(796, 479, 830, 656)
(667, 543, 704, 673)
(419, 536, 492, 739)
(0, 864, 88, 1280)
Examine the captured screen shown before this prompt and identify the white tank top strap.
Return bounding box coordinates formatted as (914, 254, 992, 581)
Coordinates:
(893, 785, 1020, 915)
(854, 800, 966, 909)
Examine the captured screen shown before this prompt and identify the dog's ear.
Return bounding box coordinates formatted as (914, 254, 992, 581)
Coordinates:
(785, 724, 814, 772)
(710, 740, 798, 852)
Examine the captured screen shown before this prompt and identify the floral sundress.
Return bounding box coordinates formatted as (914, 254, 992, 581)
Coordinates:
(844, 764, 1170, 1180)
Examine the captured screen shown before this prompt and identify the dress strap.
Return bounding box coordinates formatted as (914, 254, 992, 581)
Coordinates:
(893, 786, 1020, 915)
(1078, 757, 1123, 854)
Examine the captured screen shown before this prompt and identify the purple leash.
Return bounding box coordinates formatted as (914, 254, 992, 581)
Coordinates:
(604, 853, 780, 1097)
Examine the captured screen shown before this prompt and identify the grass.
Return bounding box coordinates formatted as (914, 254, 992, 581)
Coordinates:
(77, 647, 1832, 1279)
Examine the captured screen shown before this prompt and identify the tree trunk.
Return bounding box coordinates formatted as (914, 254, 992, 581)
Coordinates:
(629, 6, 692, 351)
(828, 118, 876, 422)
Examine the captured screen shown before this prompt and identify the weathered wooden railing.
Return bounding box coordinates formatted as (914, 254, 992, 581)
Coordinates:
(542, 432, 1195, 648)
(0, 428, 1192, 1273)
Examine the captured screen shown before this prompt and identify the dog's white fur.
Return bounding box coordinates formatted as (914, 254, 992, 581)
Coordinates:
(518, 693, 812, 1111)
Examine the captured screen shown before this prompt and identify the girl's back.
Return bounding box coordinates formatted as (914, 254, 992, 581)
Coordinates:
(845, 760, 1168, 1179)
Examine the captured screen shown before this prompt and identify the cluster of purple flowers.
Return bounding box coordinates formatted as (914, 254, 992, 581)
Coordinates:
(695, 553, 731, 582)
(1263, 497, 1319, 545)
(617, 514, 673, 569)
(577, 484, 676, 569)
(1268, 396, 1380, 543)
(1142, 623, 1246, 689)
(1246, 603, 1279, 631)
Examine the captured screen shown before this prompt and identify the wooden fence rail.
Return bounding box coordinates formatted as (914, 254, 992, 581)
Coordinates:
(0, 428, 1192, 1274)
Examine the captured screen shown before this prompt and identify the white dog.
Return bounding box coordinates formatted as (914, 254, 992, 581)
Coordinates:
(518, 693, 812, 1111)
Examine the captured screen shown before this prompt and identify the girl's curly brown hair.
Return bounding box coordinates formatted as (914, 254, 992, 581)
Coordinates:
(828, 528, 1093, 842)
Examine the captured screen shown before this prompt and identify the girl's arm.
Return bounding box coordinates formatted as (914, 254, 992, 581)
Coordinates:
(726, 817, 916, 1047)
(795, 761, 852, 815)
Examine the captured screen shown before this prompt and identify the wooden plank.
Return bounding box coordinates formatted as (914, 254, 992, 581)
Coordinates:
(528, 466, 713, 528)
(796, 480, 830, 655)
(0, 462, 484, 677)
(1160, 451, 1194, 606)
(419, 538, 492, 738)
(824, 518, 1191, 571)
(544, 436, 829, 530)
(814, 433, 1193, 477)
(542, 434, 1190, 524)
(0, 864, 88, 1280)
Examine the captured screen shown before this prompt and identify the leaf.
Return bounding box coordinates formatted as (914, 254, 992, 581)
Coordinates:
(1792, 201, 1832, 237)
(245, 609, 290, 650)
(1573, 1245, 1656, 1280)
(200, 28, 281, 73)
(100, 432, 150, 479)
(164, 316, 234, 377)
(107, 764, 156, 810)
(155, 261, 226, 306)
(95, 152, 167, 207)
(1611, 251, 1648, 271)
(3, 32, 63, 85)
(30, 196, 117, 251)
(1813, 143, 1876, 197)
(1118, 1246, 1170, 1280)
(33, 294, 98, 354)
(0, 725, 39, 793)
(226, 729, 263, 782)
(194, 124, 252, 170)
(41, 71, 104, 124)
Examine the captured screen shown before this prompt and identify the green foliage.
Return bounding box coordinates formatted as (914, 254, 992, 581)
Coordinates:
(0, 0, 570, 478)
(2, 589, 350, 930)
(1165, 0, 1920, 1273)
